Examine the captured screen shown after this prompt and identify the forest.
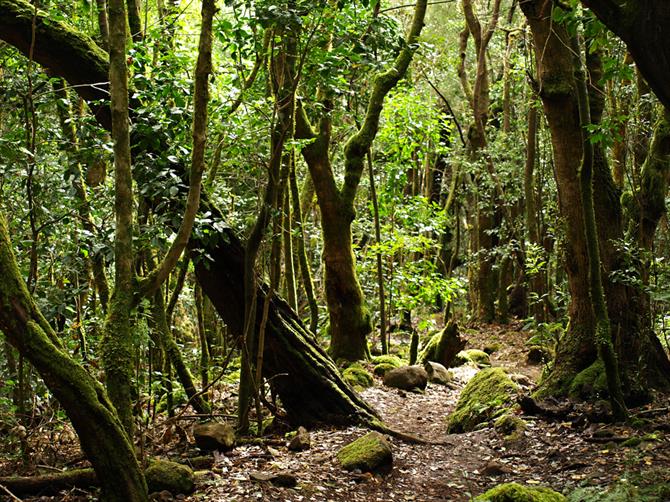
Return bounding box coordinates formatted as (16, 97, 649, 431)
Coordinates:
(0, 0, 670, 500)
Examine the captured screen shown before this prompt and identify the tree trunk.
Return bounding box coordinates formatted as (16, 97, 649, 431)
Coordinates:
(0, 216, 148, 501)
(522, 0, 597, 397)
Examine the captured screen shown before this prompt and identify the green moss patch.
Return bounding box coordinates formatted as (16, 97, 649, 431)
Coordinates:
(454, 349, 491, 367)
(418, 321, 465, 367)
(475, 482, 565, 501)
(447, 368, 519, 433)
(371, 354, 404, 367)
(569, 360, 607, 399)
(342, 364, 374, 390)
(336, 431, 392, 472)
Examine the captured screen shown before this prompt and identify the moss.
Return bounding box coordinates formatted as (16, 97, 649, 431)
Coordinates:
(371, 354, 403, 367)
(484, 343, 501, 355)
(447, 368, 519, 433)
(145, 459, 195, 495)
(475, 482, 565, 501)
(418, 321, 465, 366)
(454, 349, 491, 367)
(569, 360, 607, 399)
(336, 431, 392, 472)
(373, 363, 397, 376)
(342, 364, 374, 390)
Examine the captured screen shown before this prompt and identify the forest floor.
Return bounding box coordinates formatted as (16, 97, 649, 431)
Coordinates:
(3, 322, 670, 501)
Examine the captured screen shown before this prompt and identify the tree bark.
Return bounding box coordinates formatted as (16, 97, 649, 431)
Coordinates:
(580, 0, 670, 110)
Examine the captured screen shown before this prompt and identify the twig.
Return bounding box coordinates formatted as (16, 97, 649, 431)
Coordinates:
(380, 0, 454, 13)
(421, 71, 467, 148)
(0, 483, 22, 502)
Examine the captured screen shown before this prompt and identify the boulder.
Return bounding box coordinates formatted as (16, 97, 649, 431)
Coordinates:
(423, 361, 454, 385)
(145, 459, 195, 495)
(418, 321, 466, 367)
(474, 482, 565, 501)
(336, 431, 392, 472)
(447, 367, 519, 433)
(383, 365, 428, 391)
(288, 426, 311, 451)
(193, 421, 235, 451)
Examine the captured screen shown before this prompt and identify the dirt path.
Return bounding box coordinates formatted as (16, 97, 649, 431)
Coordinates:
(187, 324, 670, 501)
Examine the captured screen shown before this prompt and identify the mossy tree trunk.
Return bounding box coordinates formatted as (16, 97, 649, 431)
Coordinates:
(459, 0, 503, 323)
(0, 216, 148, 502)
(521, 0, 597, 396)
(104, 0, 137, 435)
(570, 34, 627, 420)
(523, 1, 670, 402)
(296, 0, 427, 360)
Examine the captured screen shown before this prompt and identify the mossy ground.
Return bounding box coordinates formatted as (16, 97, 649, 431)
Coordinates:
(447, 367, 519, 433)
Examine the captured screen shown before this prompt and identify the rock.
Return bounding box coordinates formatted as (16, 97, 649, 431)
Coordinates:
(288, 426, 311, 451)
(423, 361, 454, 385)
(145, 459, 195, 495)
(383, 365, 428, 391)
(193, 422, 235, 452)
(342, 364, 374, 390)
(494, 413, 526, 442)
(454, 349, 491, 367)
(481, 461, 510, 477)
(337, 431, 393, 472)
(474, 482, 566, 501)
(249, 471, 298, 487)
(509, 373, 533, 388)
(527, 345, 551, 365)
(418, 321, 466, 367)
(447, 367, 520, 433)
(149, 490, 174, 502)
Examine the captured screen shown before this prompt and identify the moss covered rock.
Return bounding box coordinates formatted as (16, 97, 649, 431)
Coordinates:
(454, 349, 491, 367)
(494, 414, 526, 442)
(336, 431, 392, 472)
(371, 354, 404, 368)
(342, 364, 374, 390)
(373, 363, 397, 376)
(145, 459, 195, 495)
(193, 421, 235, 451)
(418, 321, 466, 367)
(475, 482, 565, 501)
(447, 368, 519, 433)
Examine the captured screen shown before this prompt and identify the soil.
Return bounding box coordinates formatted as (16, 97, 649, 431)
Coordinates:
(2, 322, 670, 501)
